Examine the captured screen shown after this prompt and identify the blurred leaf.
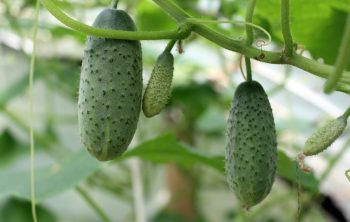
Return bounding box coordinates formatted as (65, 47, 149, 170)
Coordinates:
(0, 56, 79, 109)
(0, 130, 25, 166)
(0, 150, 100, 202)
(121, 134, 224, 172)
(330, 0, 350, 12)
(195, 105, 226, 134)
(255, 0, 348, 68)
(1, 18, 84, 42)
(218, 0, 242, 18)
(0, 75, 34, 109)
(136, 1, 177, 31)
(42, 58, 80, 99)
(152, 211, 205, 222)
(171, 82, 219, 123)
(0, 197, 57, 222)
(123, 134, 319, 191)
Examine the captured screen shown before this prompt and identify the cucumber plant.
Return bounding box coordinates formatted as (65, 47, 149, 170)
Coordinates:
(19, 0, 350, 221)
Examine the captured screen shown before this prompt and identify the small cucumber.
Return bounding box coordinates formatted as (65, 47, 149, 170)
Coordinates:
(226, 80, 277, 209)
(142, 50, 174, 117)
(78, 9, 143, 161)
(303, 115, 347, 156)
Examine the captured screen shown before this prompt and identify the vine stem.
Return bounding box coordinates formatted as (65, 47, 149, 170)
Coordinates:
(130, 159, 146, 222)
(324, 13, 350, 93)
(281, 0, 294, 57)
(39, 0, 350, 93)
(245, 0, 257, 81)
(39, 0, 189, 40)
(75, 186, 112, 222)
(30, 1, 40, 222)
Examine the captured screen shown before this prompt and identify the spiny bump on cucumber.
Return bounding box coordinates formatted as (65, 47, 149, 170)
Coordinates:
(303, 115, 347, 156)
(78, 8, 142, 161)
(142, 50, 174, 117)
(225, 80, 277, 209)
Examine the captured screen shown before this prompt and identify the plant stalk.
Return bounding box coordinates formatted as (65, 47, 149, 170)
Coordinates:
(29, 1, 40, 221)
(281, 0, 294, 57)
(76, 186, 112, 222)
(245, 0, 257, 81)
(40, 0, 189, 40)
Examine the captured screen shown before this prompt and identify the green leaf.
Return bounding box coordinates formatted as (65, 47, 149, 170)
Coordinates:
(195, 106, 227, 134)
(171, 82, 219, 123)
(0, 130, 26, 166)
(0, 75, 33, 109)
(255, 0, 348, 67)
(0, 197, 57, 222)
(136, 1, 177, 31)
(122, 134, 319, 192)
(0, 150, 100, 202)
(330, 0, 350, 12)
(121, 134, 224, 172)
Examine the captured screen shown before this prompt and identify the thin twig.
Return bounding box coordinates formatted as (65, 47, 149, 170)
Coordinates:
(29, 1, 40, 221)
(130, 159, 146, 222)
(76, 186, 112, 222)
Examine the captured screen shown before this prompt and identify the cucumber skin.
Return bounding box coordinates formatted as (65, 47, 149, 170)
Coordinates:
(78, 9, 142, 161)
(226, 81, 277, 208)
(142, 51, 174, 117)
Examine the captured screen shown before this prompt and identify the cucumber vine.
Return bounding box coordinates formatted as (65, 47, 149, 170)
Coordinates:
(38, 0, 350, 94)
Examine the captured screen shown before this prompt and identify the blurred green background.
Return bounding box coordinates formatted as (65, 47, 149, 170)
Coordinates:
(1, 0, 350, 221)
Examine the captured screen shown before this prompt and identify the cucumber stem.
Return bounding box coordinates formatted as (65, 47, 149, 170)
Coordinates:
(112, 0, 119, 9)
(244, 0, 257, 81)
(165, 39, 176, 53)
(245, 57, 252, 81)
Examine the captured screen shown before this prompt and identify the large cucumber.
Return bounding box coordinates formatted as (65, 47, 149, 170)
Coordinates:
(226, 80, 277, 209)
(78, 9, 142, 161)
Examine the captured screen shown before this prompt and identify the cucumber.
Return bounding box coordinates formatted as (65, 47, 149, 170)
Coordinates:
(303, 115, 347, 156)
(226, 80, 277, 209)
(142, 50, 174, 117)
(78, 8, 142, 161)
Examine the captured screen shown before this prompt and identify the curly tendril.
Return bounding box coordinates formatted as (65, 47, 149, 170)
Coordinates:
(185, 18, 272, 47)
